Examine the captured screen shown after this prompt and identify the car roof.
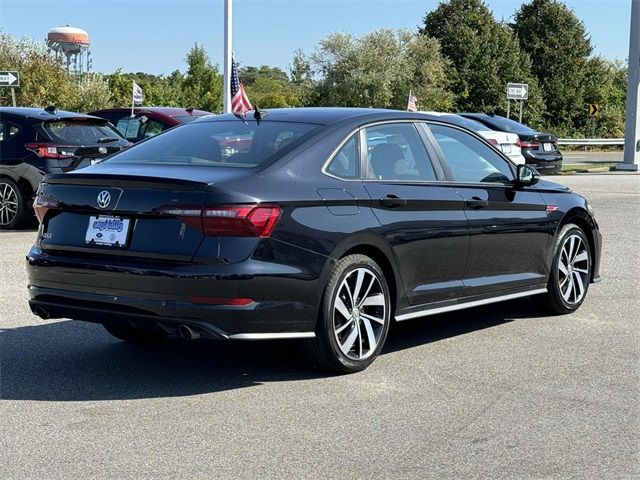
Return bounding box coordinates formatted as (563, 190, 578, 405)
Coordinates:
(196, 107, 446, 126)
(89, 107, 212, 117)
(0, 107, 105, 122)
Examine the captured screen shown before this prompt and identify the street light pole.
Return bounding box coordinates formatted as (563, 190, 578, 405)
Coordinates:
(619, 0, 640, 171)
(223, 0, 232, 113)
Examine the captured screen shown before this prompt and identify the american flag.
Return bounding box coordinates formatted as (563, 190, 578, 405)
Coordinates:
(231, 57, 252, 115)
(407, 91, 418, 112)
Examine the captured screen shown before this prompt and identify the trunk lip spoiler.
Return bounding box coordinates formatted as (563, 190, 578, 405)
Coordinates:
(42, 173, 210, 191)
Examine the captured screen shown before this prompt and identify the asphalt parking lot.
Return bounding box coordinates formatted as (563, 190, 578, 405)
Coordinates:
(1, 174, 638, 479)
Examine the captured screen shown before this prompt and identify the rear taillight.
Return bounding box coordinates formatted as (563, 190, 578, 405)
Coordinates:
(486, 138, 499, 145)
(33, 195, 60, 224)
(519, 141, 540, 149)
(159, 205, 281, 237)
(25, 143, 74, 159)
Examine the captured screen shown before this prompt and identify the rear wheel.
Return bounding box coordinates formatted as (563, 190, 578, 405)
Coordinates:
(103, 323, 168, 343)
(542, 223, 591, 314)
(305, 254, 391, 373)
(0, 178, 29, 230)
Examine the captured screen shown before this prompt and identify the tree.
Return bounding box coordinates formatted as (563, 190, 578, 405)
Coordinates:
(512, 0, 593, 134)
(0, 33, 74, 108)
(311, 29, 453, 110)
(289, 49, 317, 105)
(239, 65, 289, 86)
(420, 0, 544, 125)
(580, 58, 627, 137)
(182, 44, 223, 112)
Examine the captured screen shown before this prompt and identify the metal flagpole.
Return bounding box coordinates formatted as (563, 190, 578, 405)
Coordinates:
(619, 0, 640, 171)
(131, 82, 135, 117)
(223, 0, 233, 113)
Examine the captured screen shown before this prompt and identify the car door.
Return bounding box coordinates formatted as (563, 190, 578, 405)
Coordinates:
(360, 121, 469, 305)
(426, 122, 552, 296)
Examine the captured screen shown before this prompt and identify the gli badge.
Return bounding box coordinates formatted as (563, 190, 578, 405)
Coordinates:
(97, 190, 111, 209)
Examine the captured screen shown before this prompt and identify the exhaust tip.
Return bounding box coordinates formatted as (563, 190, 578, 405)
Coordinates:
(33, 305, 50, 320)
(177, 324, 200, 340)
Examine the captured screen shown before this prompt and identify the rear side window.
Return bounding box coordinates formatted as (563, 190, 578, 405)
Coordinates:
(363, 123, 436, 181)
(0, 122, 21, 142)
(429, 124, 514, 183)
(106, 120, 322, 168)
(42, 120, 122, 145)
(326, 134, 358, 179)
(115, 117, 166, 142)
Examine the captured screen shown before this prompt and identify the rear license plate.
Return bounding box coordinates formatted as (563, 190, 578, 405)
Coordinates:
(501, 144, 512, 154)
(543, 143, 553, 152)
(85, 215, 130, 247)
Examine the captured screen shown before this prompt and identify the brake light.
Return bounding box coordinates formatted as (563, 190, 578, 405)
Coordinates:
(160, 205, 281, 237)
(26, 143, 74, 159)
(33, 194, 60, 223)
(519, 141, 540, 149)
(486, 138, 499, 145)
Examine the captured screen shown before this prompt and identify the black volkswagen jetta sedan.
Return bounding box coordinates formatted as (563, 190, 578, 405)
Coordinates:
(460, 113, 563, 174)
(27, 108, 601, 373)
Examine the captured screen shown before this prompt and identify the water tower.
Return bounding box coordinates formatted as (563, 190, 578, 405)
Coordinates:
(47, 26, 91, 74)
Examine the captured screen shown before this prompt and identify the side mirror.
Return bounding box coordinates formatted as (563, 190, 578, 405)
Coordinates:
(516, 164, 540, 186)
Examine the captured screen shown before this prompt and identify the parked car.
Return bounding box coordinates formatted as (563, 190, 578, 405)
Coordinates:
(420, 111, 525, 164)
(27, 108, 601, 373)
(460, 113, 563, 174)
(0, 106, 130, 229)
(88, 107, 213, 143)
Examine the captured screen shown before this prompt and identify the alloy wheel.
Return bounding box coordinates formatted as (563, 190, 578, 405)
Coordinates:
(333, 267, 387, 361)
(558, 233, 590, 305)
(0, 182, 19, 226)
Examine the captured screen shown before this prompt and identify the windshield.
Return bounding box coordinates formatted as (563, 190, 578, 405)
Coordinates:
(105, 120, 323, 168)
(442, 115, 490, 133)
(43, 120, 123, 145)
(483, 116, 536, 134)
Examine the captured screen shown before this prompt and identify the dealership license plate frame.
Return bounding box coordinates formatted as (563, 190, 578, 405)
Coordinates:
(85, 215, 131, 248)
(501, 144, 512, 154)
(542, 142, 553, 152)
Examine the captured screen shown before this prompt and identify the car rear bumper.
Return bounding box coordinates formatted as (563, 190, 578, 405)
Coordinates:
(523, 151, 563, 174)
(26, 243, 329, 338)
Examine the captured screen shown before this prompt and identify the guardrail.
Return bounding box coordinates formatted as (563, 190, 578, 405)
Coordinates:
(558, 138, 624, 146)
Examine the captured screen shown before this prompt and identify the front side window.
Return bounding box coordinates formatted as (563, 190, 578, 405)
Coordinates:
(325, 134, 358, 179)
(429, 124, 514, 184)
(105, 120, 322, 168)
(363, 123, 436, 181)
(0, 122, 21, 142)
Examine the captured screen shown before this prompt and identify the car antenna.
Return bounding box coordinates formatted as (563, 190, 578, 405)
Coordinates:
(253, 105, 267, 125)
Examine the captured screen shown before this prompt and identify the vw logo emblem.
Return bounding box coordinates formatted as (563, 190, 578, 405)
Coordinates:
(97, 190, 111, 209)
(98, 147, 107, 154)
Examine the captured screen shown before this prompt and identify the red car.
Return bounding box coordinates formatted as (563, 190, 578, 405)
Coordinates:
(88, 107, 213, 143)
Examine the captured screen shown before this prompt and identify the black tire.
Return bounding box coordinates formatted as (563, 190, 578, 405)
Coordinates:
(0, 177, 29, 230)
(103, 323, 168, 343)
(305, 254, 391, 373)
(541, 223, 592, 314)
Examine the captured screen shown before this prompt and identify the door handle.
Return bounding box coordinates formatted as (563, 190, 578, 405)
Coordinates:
(379, 195, 407, 208)
(465, 196, 489, 209)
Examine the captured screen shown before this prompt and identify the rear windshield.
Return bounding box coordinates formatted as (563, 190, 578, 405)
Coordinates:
(105, 120, 322, 168)
(43, 120, 123, 145)
(172, 114, 208, 123)
(442, 115, 490, 133)
(482, 116, 536, 134)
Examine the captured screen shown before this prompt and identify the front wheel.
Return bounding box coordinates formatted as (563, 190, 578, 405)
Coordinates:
(542, 223, 592, 314)
(305, 254, 391, 373)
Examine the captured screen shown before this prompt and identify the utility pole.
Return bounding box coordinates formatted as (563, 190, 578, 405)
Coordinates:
(223, 0, 232, 113)
(619, 0, 640, 171)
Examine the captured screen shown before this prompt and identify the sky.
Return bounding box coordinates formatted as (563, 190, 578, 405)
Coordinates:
(0, 0, 632, 75)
